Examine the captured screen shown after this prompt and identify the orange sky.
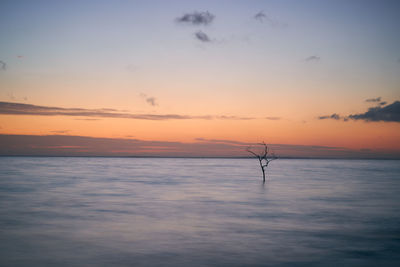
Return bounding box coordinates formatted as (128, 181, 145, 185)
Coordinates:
(1, 110, 399, 155)
(0, 1, 399, 157)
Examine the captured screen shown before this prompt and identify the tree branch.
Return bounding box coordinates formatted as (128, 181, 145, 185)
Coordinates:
(246, 147, 260, 158)
(246, 141, 278, 181)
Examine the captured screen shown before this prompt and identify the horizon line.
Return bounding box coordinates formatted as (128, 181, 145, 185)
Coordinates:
(1, 155, 399, 160)
(1, 134, 399, 159)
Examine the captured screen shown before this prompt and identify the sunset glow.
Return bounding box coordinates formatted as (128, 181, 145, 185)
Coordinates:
(1, 0, 399, 157)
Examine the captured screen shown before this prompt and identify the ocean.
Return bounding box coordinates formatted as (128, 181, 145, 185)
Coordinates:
(1, 157, 399, 266)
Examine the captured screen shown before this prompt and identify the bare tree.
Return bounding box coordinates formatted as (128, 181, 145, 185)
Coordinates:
(246, 142, 277, 182)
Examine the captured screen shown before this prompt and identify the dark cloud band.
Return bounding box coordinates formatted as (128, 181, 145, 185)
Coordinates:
(318, 101, 400, 122)
(348, 101, 400, 122)
(0, 101, 255, 121)
(1, 134, 397, 158)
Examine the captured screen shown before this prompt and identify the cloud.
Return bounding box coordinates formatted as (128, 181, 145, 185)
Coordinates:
(146, 97, 157, 106)
(215, 115, 253, 120)
(348, 101, 400, 122)
(254, 11, 267, 21)
(176, 11, 215, 26)
(140, 93, 158, 106)
(318, 113, 341, 120)
(0, 60, 6, 71)
(254, 11, 287, 28)
(0, 101, 256, 121)
(304, 55, 321, 62)
(265, 117, 281, 120)
(318, 101, 400, 123)
(1, 134, 398, 158)
(365, 97, 381, 103)
(195, 31, 211, 42)
(365, 97, 386, 106)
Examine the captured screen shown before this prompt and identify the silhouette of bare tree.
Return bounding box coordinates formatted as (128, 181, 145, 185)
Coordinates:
(247, 142, 277, 182)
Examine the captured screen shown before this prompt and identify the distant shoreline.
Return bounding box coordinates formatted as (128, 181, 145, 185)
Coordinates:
(0, 155, 399, 160)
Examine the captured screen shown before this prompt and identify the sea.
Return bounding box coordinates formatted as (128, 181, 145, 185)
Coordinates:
(0, 157, 399, 266)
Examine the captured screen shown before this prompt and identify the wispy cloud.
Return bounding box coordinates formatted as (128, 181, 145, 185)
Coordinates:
(254, 11, 267, 21)
(146, 97, 157, 106)
(254, 11, 287, 28)
(265, 116, 281, 120)
(304, 55, 321, 62)
(0, 101, 256, 121)
(318, 101, 400, 123)
(365, 97, 381, 103)
(215, 115, 254, 120)
(0, 60, 6, 71)
(140, 93, 158, 106)
(195, 31, 211, 42)
(318, 113, 341, 120)
(176, 11, 215, 26)
(365, 97, 386, 106)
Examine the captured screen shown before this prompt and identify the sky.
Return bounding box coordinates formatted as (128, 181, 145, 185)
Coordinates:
(0, 0, 399, 158)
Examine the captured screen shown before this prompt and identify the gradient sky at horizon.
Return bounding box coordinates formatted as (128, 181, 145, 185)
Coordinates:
(1, 0, 399, 157)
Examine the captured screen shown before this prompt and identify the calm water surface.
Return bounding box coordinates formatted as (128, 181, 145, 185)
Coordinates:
(0, 157, 400, 266)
